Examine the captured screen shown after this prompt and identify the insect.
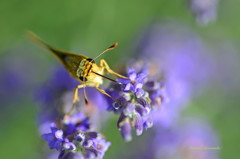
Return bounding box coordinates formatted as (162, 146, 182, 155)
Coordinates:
(28, 31, 128, 113)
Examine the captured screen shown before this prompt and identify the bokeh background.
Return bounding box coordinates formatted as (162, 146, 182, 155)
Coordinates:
(0, 0, 240, 159)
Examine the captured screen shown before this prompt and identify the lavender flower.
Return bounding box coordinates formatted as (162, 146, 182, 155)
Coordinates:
(136, 21, 216, 126)
(113, 118, 220, 159)
(188, 0, 218, 26)
(42, 112, 111, 159)
(106, 64, 167, 141)
(36, 66, 111, 158)
(150, 118, 220, 159)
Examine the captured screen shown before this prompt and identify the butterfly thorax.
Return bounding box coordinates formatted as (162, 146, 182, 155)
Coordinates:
(77, 58, 104, 86)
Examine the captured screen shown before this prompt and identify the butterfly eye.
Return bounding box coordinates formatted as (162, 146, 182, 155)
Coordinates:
(80, 61, 86, 67)
(79, 76, 87, 82)
(87, 58, 95, 63)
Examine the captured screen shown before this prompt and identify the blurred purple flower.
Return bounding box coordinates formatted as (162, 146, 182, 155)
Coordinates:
(106, 64, 167, 141)
(151, 118, 220, 159)
(36, 66, 78, 125)
(0, 54, 35, 106)
(115, 118, 219, 159)
(136, 22, 216, 126)
(37, 66, 78, 105)
(0, 68, 26, 104)
(188, 0, 218, 25)
(42, 112, 111, 159)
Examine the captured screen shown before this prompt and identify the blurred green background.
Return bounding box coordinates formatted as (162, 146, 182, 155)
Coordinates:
(0, 0, 240, 159)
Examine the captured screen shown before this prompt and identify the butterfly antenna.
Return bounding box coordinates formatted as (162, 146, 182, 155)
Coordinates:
(90, 42, 118, 63)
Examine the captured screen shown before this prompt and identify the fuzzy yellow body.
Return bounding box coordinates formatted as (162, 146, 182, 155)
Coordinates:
(77, 59, 104, 87)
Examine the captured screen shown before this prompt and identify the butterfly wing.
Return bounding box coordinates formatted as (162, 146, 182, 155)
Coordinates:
(45, 46, 87, 79)
(28, 32, 87, 79)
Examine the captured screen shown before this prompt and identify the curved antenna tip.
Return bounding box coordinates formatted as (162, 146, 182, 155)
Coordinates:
(111, 42, 118, 49)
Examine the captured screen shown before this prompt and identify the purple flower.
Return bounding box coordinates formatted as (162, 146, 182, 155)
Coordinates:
(188, 0, 218, 26)
(136, 21, 216, 126)
(113, 118, 220, 159)
(118, 117, 132, 141)
(0, 57, 35, 106)
(106, 65, 167, 141)
(36, 66, 109, 133)
(117, 68, 147, 98)
(42, 112, 111, 159)
(42, 124, 64, 151)
(150, 118, 220, 159)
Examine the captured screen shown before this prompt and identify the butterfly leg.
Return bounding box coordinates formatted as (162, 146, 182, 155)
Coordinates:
(95, 86, 117, 102)
(100, 59, 129, 79)
(66, 84, 86, 115)
(73, 84, 86, 103)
